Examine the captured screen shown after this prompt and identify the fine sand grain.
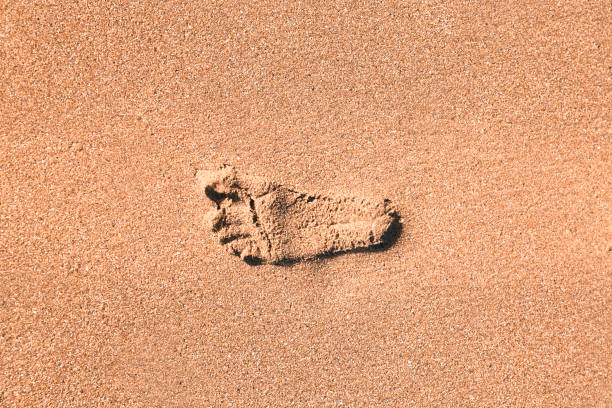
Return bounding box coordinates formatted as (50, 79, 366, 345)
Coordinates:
(1, 1, 610, 407)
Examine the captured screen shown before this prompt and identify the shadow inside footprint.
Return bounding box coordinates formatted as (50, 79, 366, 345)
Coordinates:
(378, 214, 403, 249)
(273, 214, 404, 267)
(205, 186, 239, 207)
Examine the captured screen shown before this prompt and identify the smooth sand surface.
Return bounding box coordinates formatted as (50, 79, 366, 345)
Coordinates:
(2, 1, 610, 406)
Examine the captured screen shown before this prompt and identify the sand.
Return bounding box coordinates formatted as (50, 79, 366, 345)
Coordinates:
(198, 165, 398, 264)
(1, 1, 610, 406)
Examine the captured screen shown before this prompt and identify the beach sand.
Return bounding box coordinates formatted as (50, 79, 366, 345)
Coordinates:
(1, 1, 610, 406)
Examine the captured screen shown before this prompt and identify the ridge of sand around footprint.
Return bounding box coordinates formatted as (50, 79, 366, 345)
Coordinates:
(197, 165, 399, 264)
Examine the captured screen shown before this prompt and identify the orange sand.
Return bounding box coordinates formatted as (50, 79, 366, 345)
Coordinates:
(197, 165, 398, 264)
(1, 1, 610, 406)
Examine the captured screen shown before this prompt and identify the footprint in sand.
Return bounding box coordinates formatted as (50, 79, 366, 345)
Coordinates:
(196, 165, 399, 264)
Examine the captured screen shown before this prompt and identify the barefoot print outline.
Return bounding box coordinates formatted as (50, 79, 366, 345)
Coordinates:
(197, 165, 399, 264)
